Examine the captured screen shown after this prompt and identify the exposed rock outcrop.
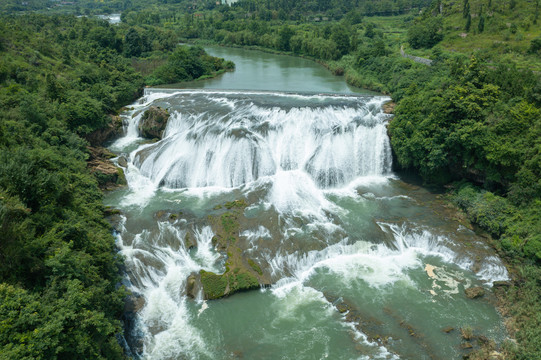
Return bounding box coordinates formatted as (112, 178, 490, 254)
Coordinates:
(465, 286, 486, 299)
(383, 101, 396, 114)
(492, 280, 512, 287)
(186, 272, 203, 299)
(198, 199, 271, 300)
(138, 106, 170, 139)
(85, 115, 123, 146)
(87, 146, 127, 190)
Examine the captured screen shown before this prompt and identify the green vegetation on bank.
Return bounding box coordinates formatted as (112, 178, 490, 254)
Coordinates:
(145, 45, 234, 86)
(0, 0, 540, 358)
(0, 13, 233, 358)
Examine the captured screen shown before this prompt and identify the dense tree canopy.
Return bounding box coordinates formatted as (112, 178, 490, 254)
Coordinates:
(1, 0, 540, 358)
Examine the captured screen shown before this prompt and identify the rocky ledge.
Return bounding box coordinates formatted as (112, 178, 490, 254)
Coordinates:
(87, 146, 126, 190)
(85, 114, 123, 146)
(138, 106, 170, 140)
(184, 200, 272, 300)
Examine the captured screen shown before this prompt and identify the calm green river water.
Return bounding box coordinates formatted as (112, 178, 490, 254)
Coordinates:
(106, 46, 509, 360)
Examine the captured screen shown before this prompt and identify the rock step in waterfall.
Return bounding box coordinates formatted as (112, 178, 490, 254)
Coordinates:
(108, 90, 510, 360)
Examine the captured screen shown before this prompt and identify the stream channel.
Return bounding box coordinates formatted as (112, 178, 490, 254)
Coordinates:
(105, 46, 510, 360)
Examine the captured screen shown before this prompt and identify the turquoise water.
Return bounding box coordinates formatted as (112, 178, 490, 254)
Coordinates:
(106, 47, 509, 360)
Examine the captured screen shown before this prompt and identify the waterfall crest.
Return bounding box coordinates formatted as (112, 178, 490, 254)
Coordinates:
(109, 90, 509, 360)
(129, 91, 392, 189)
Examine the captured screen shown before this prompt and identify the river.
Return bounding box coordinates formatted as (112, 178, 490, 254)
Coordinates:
(105, 46, 509, 360)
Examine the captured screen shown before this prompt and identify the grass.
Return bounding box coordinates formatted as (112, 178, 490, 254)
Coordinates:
(221, 212, 240, 235)
(438, 0, 541, 70)
(247, 259, 263, 275)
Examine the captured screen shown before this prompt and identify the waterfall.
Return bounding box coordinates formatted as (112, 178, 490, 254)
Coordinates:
(128, 91, 392, 190)
(109, 90, 509, 360)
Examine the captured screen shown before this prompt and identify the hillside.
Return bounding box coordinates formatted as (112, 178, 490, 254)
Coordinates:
(0, 0, 539, 358)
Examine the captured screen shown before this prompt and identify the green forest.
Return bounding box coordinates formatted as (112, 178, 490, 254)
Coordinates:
(1, 0, 540, 358)
(0, 13, 234, 359)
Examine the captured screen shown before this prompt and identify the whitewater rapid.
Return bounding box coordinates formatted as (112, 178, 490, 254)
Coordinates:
(108, 90, 509, 360)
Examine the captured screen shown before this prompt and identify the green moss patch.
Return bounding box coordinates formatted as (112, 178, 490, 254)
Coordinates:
(248, 259, 263, 275)
(200, 270, 228, 300)
(200, 199, 267, 299)
(199, 269, 259, 300)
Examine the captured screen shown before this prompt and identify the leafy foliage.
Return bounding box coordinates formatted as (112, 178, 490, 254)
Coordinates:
(146, 46, 234, 85)
(0, 14, 148, 359)
(1, 0, 540, 358)
(407, 16, 444, 49)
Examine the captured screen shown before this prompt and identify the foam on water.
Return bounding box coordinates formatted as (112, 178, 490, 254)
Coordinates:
(126, 93, 392, 190)
(116, 220, 224, 359)
(109, 90, 509, 359)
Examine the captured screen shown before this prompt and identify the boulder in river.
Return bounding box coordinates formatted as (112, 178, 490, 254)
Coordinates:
(464, 286, 485, 299)
(117, 155, 128, 168)
(186, 272, 203, 299)
(85, 114, 123, 146)
(138, 106, 170, 139)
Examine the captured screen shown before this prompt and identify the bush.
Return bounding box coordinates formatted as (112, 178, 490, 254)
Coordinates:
(407, 17, 443, 49)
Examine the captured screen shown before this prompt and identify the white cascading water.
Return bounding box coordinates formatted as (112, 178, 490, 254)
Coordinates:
(131, 92, 392, 190)
(110, 90, 510, 360)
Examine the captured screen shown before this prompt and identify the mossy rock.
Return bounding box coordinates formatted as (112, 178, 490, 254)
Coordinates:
(200, 270, 228, 300)
(464, 286, 485, 299)
(138, 106, 170, 139)
(116, 168, 127, 185)
(200, 270, 259, 300)
(224, 199, 247, 209)
(221, 212, 240, 234)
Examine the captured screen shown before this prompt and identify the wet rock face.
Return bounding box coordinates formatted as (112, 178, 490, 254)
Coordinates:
(464, 286, 486, 299)
(125, 293, 146, 313)
(138, 106, 169, 139)
(123, 293, 146, 357)
(186, 272, 202, 299)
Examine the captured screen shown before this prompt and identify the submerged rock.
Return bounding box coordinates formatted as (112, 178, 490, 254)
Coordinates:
(465, 286, 485, 299)
(138, 106, 169, 139)
(442, 326, 455, 333)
